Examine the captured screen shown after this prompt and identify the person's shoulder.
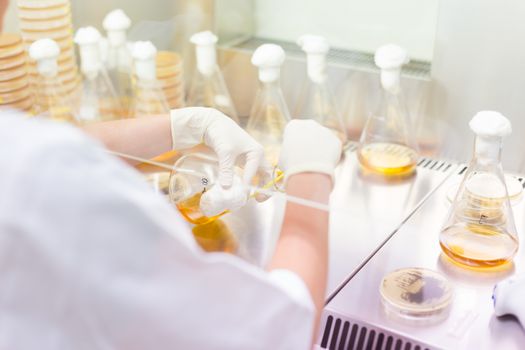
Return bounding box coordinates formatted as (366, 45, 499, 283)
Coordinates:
(0, 110, 101, 163)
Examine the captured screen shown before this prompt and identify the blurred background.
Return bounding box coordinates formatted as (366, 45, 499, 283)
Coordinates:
(4, 0, 525, 172)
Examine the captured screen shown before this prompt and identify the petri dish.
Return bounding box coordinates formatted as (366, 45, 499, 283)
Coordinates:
(21, 26, 71, 41)
(380, 267, 453, 325)
(162, 85, 184, 100)
(156, 51, 182, 66)
(0, 52, 27, 71)
(18, 3, 70, 20)
(157, 67, 182, 79)
(0, 67, 27, 82)
(1, 96, 33, 110)
(0, 44, 24, 60)
(0, 33, 22, 48)
(156, 77, 183, 89)
(0, 87, 31, 104)
(19, 16, 71, 31)
(0, 75, 29, 92)
(17, 0, 69, 10)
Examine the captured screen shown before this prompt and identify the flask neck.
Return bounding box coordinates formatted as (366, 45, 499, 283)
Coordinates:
(380, 68, 401, 94)
(260, 79, 281, 91)
(107, 30, 127, 47)
(195, 44, 217, 77)
(474, 136, 503, 165)
(258, 67, 281, 84)
(135, 59, 156, 81)
(36, 57, 59, 78)
(306, 52, 327, 84)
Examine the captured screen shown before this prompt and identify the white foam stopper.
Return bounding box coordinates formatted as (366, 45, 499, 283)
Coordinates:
(103, 9, 131, 46)
(190, 31, 218, 77)
(132, 41, 157, 81)
(251, 44, 285, 83)
(199, 177, 248, 217)
(374, 44, 409, 93)
(74, 26, 103, 76)
(470, 111, 512, 162)
(28, 38, 60, 78)
(298, 34, 329, 84)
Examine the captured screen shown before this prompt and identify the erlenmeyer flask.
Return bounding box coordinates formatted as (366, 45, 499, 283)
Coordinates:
(28, 38, 75, 123)
(74, 26, 122, 124)
(169, 151, 278, 225)
(357, 44, 418, 178)
(246, 43, 291, 166)
(187, 31, 238, 123)
(103, 9, 133, 115)
(130, 41, 170, 117)
(295, 35, 347, 147)
(440, 111, 519, 269)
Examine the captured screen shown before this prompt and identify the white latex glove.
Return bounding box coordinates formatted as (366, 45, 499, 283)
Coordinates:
(170, 107, 264, 215)
(493, 274, 525, 328)
(278, 119, 342, 185)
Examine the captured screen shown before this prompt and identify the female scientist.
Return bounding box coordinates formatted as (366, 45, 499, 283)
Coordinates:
(0, 107, 341, 349)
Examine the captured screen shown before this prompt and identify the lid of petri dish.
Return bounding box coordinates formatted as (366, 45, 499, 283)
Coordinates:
(21, 27, 71, 41)
(17, 0, 69, 10)
(380, 267, 453, 324)
(19, 16, 71, 31)
(1, 95, 33, 111)
(0, 74, 29, 92)
(0, 33, 22, 48)
(0, 86, 31, 104)
(0, 52, 27, 71)
(18, 3, 70, 20)
(156, 51, 182, 67)
(0, 67, 27, 82)
(162, 85, 184, 99)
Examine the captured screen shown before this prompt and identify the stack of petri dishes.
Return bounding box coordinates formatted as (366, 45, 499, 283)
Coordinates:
(156, 51, 184, 109)
(17, 0, 80, 98)
(0, 33, 33, 113)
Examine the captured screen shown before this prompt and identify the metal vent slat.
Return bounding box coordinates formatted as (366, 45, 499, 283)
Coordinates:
(320, 316, 434, 350)
(339, 322, 350, 350)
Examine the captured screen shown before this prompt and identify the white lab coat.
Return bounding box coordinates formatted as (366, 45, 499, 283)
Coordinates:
(0, 113, 315, 350)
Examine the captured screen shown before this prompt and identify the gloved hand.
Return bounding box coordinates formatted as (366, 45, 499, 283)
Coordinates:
(170, 107, 264, 216)
(278, 119, 342, 186)
(493, 274, 525, 328)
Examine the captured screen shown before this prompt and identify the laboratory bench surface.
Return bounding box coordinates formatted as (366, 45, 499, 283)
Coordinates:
(317, 148, 525, 349)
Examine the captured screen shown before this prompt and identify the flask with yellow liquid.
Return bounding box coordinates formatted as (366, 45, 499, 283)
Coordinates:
(440, 111, 519, 269)
(357, 44, 418, 178)
(169, 151, 282, 254)
(28, 38, 75, 123)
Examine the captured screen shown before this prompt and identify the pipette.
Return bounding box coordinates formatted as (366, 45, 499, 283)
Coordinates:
(106, 150, 330, 212)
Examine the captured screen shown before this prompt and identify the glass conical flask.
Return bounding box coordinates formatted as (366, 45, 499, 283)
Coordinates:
(74, 26, 122, 124)
(440, 111, 519, 269)
(28, 38, 75, 123)
(130, 41, 170, 118)
(246, 44, 291, 166)
(295, 35, 347, 147)
(187, 31, 238, 123)
(357, 44, 418, 178)
(103, 9, 133, 115)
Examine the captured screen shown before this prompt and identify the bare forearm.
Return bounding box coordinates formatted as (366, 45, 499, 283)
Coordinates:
(82, 115, 172, 162)
(268, 173, 331, 329)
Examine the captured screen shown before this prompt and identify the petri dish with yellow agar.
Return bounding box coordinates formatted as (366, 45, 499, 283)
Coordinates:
(380, 267, 453, 325)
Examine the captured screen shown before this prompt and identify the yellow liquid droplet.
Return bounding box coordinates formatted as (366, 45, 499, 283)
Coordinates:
(357, 142, 417, 177)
